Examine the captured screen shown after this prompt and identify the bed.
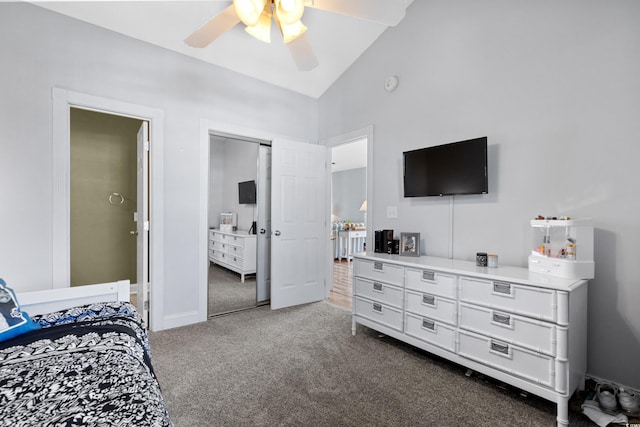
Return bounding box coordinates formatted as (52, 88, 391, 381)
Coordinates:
(0, 279, 172, 426)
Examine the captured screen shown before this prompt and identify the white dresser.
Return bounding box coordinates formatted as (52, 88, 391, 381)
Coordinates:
(352, 253, 588, 426)
(208, 229, 257, 283)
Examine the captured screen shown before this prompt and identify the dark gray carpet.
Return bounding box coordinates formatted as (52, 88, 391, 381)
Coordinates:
(149, 301, 593, 427)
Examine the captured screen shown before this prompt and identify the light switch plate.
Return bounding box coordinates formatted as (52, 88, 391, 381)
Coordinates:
(386, 206, 398, 219)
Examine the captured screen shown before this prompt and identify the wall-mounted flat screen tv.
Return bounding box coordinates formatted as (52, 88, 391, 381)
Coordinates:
(238, 180, 257, 204)
(403, 137, 488, 197)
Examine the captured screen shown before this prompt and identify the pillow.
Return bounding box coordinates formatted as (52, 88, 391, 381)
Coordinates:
(32, 301, 140, 328)
(0, 278, 41, 342)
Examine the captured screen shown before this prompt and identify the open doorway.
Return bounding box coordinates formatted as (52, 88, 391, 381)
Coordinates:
(53, 89, 163, 330)
(208, 134, 270, 316)
(69, 108, 143, 289)
(329, 138, 367, 310)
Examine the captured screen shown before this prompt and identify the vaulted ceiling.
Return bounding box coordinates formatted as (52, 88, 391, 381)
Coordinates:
(32, 0, 412, 98)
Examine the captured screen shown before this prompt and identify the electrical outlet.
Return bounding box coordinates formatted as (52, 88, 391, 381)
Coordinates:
(386, 206, 398, 219)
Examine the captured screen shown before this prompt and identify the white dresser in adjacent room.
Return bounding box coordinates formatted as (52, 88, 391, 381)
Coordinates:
(208, 229, 257, 282)
(352, 253, 588, 426)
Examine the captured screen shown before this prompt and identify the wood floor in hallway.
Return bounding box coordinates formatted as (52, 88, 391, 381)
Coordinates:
(328, 259, 352, 311)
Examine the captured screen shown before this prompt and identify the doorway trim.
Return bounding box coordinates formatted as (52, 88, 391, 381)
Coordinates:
(198, 119, 275, 321)
(52, 88, 165, 331)
(323, 125, 374, 298)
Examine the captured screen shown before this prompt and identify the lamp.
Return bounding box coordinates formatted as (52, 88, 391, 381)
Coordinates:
(360, 200, 367, 228)
(275, 0, 304, 25)
(277, 19, 307, 44)
(235, 0, 307, 44)
(245, 8, 272, 43)
(233, 0, 267, 27)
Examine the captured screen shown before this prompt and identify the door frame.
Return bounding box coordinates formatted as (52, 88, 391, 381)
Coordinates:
(199, 119, 272, 320)
(52, 88, 165, 331)
(322, 125, 374, 299)
(199, 119, 324, 316)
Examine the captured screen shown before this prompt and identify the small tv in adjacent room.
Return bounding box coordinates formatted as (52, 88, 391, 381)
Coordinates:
(403, 137, 488, 197)
(238, 180, 257, 204)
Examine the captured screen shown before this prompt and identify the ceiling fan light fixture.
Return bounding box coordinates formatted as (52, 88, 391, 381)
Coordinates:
(275, 0, 305, 25)
(233, 0, 267, 27)
(245, 9, 272, 43)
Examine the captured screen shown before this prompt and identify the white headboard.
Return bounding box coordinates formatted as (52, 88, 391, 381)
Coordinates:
(17, 280, 131, 316)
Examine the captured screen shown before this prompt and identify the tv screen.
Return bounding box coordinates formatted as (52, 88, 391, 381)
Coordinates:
(403, 137, 488, 197)
(238, 180, 256, 204)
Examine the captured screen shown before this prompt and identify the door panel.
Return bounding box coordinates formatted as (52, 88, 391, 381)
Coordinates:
(256, 145, 271, 303)
(69, 108, 139, 287)
(136, 121, 150, 325)
(271, 139, 327, 309)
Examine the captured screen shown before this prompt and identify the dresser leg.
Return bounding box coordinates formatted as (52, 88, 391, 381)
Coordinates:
(556, 396, 569, 426)
(351, 318, 356, 336)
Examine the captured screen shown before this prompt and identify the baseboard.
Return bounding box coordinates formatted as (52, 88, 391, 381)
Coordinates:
(159, 310, 206, 330)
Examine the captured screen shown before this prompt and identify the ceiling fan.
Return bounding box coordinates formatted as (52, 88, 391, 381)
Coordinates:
(184, 0, 407, 71)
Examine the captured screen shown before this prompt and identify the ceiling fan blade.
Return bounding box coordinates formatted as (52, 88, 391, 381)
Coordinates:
(184, 5, 241, 48)
(287, 33, 319, 71)
(305, 0, 407, 26)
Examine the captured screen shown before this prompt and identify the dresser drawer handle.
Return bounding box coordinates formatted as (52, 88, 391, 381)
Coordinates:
(372, 282, 383, 292)
(492, 312, 511, 325)
(422, 319, 435, 330)
(422, 294, 435, 305)
(491, 341, 510, 355)
(372, 303, 383, 313)
(422, 270, 435, 281)
(373, 261, 384, 271)
(493, 281, 512, 295)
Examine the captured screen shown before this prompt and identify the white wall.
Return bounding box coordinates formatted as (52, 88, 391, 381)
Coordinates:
(222, 140, 258, 231)
(208, 138, 225, 228)
(319, 0, 640, 389)
(0, 3, 317, 329)
(332, 168, 366, 223)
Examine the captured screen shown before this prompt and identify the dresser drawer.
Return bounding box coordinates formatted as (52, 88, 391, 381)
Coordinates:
(211, 240, 225, 252)
(211, 250, 225, 263)
(354, 277, 403, 309)
(354, 259, 404, 286)
(405, 290, 456, 326)
(225, 234, 246, 248)
(405, 268, 457, 299)
(225, 244, 243, 256)
(459, 277, 557, 322)
(226, 254, 246, 269)
(405, 312, 456, 353)
(211, 232, 225, 243)
(457, 329, 555, 389)
(458, 303, 557, 356)
(354, 297, 403, 332)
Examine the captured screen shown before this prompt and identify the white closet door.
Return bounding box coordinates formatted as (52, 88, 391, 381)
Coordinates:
(135, 121, 150, 325)
(270, 139, 327, 309)
(256, 145, 271, 303)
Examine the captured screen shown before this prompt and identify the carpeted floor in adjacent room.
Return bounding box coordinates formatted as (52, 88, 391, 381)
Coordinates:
(149, 301, 594, 427)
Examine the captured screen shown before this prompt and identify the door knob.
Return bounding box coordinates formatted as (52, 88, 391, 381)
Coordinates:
(130, 230, 138, 236)
(274, 230, 281, 236)
(260, 228, 267, 234)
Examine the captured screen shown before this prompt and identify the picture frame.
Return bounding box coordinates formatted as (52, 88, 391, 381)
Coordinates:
(400, 232, 420, 257)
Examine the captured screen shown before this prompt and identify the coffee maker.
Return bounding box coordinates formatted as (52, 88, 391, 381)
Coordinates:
(374, 230, 394, 253)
